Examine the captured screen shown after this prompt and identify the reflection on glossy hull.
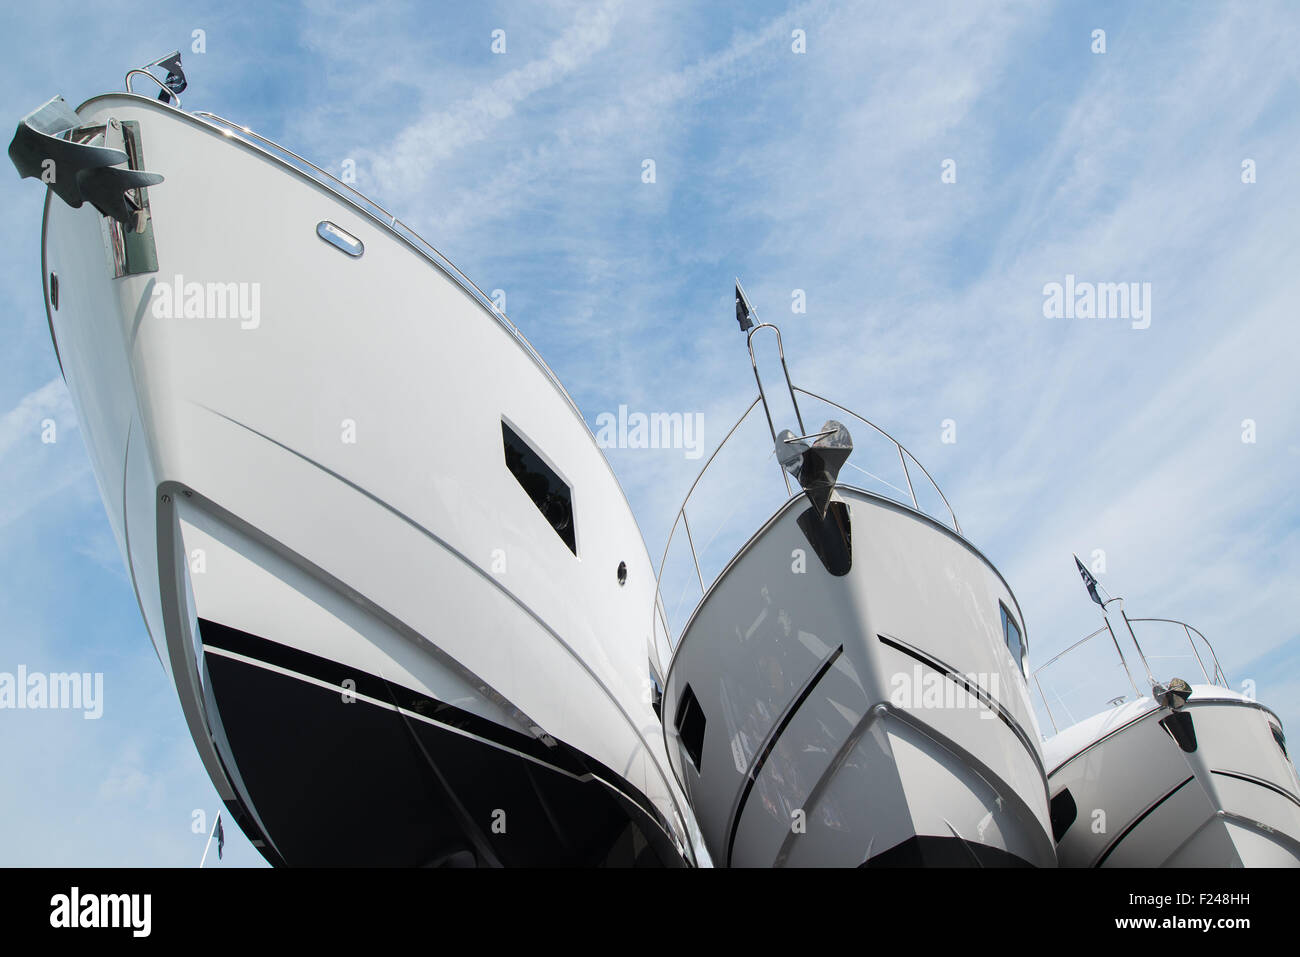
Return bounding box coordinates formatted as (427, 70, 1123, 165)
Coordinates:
(661, 489, 1056, 867)
(1045, 693, 1300, 867)
(22, 89, 697, 867)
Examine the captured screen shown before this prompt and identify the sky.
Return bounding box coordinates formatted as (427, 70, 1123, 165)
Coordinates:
(1, 0, 1298, 865)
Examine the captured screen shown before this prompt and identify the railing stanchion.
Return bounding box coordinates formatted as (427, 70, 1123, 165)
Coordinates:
(1183, 622, 1211, 684)
(681, 509, 705, 594)
(898, 445, 918, 510)
(1105, 618, 1145, 699)
(1035, 674, 1057, 734)
(652, 388, 971, 664)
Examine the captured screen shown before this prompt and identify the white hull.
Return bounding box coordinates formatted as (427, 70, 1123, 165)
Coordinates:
(36, 92, 694, 865)
(661, 488, 1056, 867)
(1045, 690, 1300, 867)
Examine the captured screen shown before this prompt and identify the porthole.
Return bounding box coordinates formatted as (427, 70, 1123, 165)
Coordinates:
(617, 561, 627, 586)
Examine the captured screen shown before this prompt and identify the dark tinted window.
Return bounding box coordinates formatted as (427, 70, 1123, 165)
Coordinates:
(1050, 789, 1077, 842)
(675, 684, 706, 773)
(501, 421, 576, 554)
(649, 668, 663, 720)
(1001, 603, 1025, 676)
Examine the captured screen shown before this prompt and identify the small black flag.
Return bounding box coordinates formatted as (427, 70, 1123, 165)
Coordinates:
(215, 815, 225, 860)
(735, 281, 754, 332)
(1074, 554, 1104, 606)
(152, 52, 187, 102)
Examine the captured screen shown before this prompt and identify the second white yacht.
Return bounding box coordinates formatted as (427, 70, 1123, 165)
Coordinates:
(650, 285, 1057, 867)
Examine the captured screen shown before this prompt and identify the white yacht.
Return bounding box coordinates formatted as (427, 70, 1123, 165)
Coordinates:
(1033, 561, 1300, 866)
(650, 286, 1057, 867)
(10, 55, 697, 866)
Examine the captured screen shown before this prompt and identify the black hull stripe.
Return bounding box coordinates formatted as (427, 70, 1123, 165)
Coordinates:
(1093, 775, 1195, 868)
(724, 644, 843, 867)
(202, 646, 686, 866)
(876, 632, 1044, 781)
(200, 407, 692, 845)
(200, 618, 584, 773)
(196, 617, 679, 853)
(1211, 769, 1300, 810)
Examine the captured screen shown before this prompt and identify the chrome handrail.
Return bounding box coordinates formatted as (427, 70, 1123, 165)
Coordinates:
(187, 110, 583, 422)
(1128, 618, 1228, 687)
(1033, 616, 1229, 733)
(124, 69, 182, 108)
(794, 387, 961, 536)
(651, 385, 961, 651)
(746, 323, 804, 497)
(193, 111, 396, 221)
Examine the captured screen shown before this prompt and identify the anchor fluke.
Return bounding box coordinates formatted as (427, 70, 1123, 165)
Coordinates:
(79, 165, 164, 227)
(8, 95, 164, 225)
(777, 420, 853, 519)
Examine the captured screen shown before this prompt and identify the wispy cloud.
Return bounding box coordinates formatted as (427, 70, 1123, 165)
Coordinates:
(0, 0, 1297, 865)
(0, 377, 90, 530)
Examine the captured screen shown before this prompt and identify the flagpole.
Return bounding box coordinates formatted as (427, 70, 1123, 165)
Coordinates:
(1073, 554, 1149, 696)
(1102, 615, 1143, 699)
(199, 810, 222, 869)
(1117, 606, 1159, 689)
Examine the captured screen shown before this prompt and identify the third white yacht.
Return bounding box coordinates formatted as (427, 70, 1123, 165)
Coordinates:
(1033, 559, 1300, 866)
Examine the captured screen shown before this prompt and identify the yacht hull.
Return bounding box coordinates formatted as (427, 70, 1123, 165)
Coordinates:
(660, 489, 1056, 867)
(36, 92, 693, 866)
(1045, 693, 1300, 867)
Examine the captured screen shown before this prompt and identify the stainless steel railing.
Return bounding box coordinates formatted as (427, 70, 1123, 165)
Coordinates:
(1032, 617, 1228, 733)
(182, 109, 584, 423)
(651, 377, 962, 661)
(124, 70, 182, 108)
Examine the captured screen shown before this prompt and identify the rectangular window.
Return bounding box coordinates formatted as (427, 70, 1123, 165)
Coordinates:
(1000, 602, 1026, 677)
(649, 667, 663, 721)
(675, 684, 706, 773)
(501, 420, 576, 555)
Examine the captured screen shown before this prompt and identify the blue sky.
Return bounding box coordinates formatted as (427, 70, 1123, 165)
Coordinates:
(1, 1, 1297, 865)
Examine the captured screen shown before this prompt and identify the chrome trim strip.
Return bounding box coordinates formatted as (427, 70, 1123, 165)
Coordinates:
(1092, 775, 1194, 868)
(877, 631, 1048, 789)
(1210, 769, 1300, 811)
